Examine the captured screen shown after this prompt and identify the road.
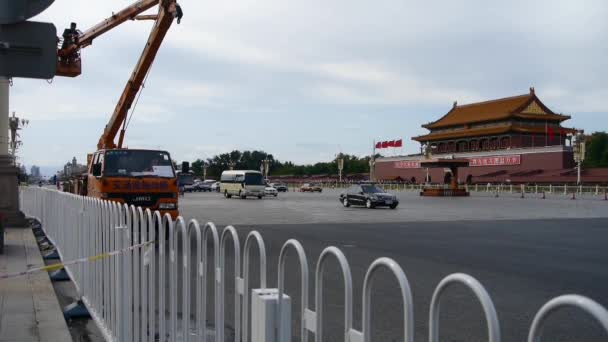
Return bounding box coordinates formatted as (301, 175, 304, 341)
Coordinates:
(175, 190, 608, 342)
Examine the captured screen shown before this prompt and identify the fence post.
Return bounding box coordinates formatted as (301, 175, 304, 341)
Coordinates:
(314, 247, 353, 342)
(220, 226, 242, 342)
(429, 273, 500, 342)
(352, 257, 413, 342)
(278, 239, 310, 342)
(159, 213, 175, 342)
(170, 218, 189, 342)
(527, 295, 608, 342)
(201, 222, 221, 342)
(242, 231, 268, 342)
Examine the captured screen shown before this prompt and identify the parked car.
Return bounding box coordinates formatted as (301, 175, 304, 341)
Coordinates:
(270, 183, 288, 192)
(300, 183, 322, 192)
(339, 184, 398, 209)
(264, 185, 278, 197)
(211, 181, 221, 192)
(196, 180, 215, 192)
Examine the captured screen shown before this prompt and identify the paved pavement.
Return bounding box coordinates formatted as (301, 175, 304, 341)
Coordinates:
(180, 189, 608, 225)
(0, 227, 71, 342)
(177, 191, 608, 342)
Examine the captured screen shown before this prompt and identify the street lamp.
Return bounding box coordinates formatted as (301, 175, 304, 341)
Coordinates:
(262, 158, 271, 179)
(572, 130, 585, 185)
(337, 153, 344, 183)
(8, 111, 28, 164)
(203, 163, 209, 180)
(369, 158, 375, 182)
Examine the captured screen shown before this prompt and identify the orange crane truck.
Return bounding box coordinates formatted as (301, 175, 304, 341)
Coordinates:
(57, 0, 183, 218)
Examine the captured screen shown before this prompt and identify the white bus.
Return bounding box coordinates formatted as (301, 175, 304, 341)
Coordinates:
(220, 170, 266, 199)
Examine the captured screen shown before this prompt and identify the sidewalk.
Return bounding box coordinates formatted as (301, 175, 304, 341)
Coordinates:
(0, 227, 72, 342)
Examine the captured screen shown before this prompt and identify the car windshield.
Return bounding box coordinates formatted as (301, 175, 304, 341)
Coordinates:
(244, 173, 265, 185)
(361, 185, 385, 193)
(104, 150, 174, 178)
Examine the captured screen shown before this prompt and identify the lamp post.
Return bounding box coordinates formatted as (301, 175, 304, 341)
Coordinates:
(203, 163, 208, 180)
(572, 130, 585, 185)
(424, 144, 433, 184)
(8, 111, 28, 165)
(337, 153, 344, 183)
(369, 158, 375, 182)
(262, 158, 271, 179)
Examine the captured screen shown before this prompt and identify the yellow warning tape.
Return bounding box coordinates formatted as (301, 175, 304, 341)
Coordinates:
(0, 240, 155, 280)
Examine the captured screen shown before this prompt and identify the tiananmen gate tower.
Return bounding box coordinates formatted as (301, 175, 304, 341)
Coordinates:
(374, 88, 608, 184)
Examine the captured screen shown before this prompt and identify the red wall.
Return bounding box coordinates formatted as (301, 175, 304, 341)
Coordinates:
(375, 150, 583, 184)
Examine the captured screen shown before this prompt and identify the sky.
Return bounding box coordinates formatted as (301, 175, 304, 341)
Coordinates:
(10, 0, 608, 175)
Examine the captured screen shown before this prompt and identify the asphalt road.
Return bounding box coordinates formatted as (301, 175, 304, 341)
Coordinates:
(174, 191, 608, 342)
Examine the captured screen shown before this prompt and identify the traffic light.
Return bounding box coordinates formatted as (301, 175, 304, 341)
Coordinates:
(0, 0, 57, 79)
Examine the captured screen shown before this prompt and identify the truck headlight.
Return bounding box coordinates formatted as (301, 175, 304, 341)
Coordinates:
(159, 203, 176, 210)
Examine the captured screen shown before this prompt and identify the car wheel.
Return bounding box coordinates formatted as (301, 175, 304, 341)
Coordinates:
(258, 195, 263, 199)
(366, 199, 375, 209)
(224, 191, 228, 198)
(342, 197, 350, 207)
(274, 194, 278, 197)
(390, 203, 398, 209)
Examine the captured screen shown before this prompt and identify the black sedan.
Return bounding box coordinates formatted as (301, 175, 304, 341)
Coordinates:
(339, 184, 398, 209)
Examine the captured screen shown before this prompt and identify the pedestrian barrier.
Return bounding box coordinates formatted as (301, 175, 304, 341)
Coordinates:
(18, 187, 608, 342)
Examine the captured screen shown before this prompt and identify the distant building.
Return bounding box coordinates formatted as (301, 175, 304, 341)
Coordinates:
(375, 88, 608, 184)
(30, 165, 41, 179)
(60, 157, 87, 179)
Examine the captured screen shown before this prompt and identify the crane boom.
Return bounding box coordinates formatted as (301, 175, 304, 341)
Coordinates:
(98, 0, 177, 149)
(55, 0, 180, 150)
(58, 0, 158, 59)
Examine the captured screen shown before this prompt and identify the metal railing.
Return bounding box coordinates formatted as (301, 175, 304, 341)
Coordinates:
(283, 181, 608, 198)
(19, 187, 608, 342)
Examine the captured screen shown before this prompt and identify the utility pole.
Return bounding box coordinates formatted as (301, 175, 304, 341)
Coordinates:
(203, 163, 208, 180)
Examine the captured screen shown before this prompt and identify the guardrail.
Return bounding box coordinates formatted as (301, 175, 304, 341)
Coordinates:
(283, 181, 608, 197)
(19, 187, 608, 342)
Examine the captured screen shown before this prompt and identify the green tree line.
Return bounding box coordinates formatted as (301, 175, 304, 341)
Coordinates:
(584, 132, 608, 168)
(190, 150, 378, 178)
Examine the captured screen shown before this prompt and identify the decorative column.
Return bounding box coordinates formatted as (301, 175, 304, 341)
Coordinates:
(0, 77, 26, 226)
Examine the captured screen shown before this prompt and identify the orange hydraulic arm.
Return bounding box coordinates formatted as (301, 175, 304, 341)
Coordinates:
(56, 0, 182, 150)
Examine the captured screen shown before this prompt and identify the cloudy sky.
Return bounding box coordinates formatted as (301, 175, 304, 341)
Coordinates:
(12, 0, 608, 175)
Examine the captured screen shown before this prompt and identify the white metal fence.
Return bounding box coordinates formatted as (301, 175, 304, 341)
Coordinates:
(19, 187, 608, 342)
(285, 181, 608, 198)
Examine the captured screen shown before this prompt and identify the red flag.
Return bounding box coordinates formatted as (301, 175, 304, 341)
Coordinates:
(547, 126, 555, 142)
(387, 140, 395, 147)
(375, 142, 382, 149)
(395, 139, 403, 147)
(381, 141, 388, 148)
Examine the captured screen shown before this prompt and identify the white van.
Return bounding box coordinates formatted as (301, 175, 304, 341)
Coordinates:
(220, 170, 266, 199)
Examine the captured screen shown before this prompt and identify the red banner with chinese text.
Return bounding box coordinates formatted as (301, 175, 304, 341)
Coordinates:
(469, 155, 521, 167)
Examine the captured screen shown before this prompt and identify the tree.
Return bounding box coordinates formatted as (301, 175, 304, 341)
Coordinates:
(184, 150, 374, 178)
(584, 132, 608, 168)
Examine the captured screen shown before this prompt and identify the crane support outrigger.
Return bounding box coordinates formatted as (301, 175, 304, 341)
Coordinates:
(57, 0, 183, 218)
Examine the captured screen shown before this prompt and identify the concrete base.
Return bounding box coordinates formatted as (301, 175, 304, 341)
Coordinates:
(0, 155, 26, 227)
